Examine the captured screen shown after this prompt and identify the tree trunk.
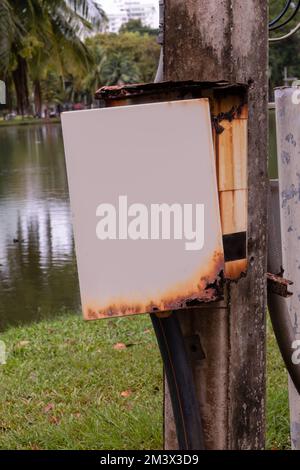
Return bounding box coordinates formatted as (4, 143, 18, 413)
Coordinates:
(12, 55, 30, 116)
(164, 0, 268, 450)
(33, 79, 42, 117)
(5, 75, 13, 112)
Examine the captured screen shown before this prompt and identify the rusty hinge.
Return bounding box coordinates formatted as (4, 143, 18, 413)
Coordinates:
(267, 272, 293, 297)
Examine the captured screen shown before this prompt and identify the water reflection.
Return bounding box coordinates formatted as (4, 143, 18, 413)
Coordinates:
(0, 124, 80, 330)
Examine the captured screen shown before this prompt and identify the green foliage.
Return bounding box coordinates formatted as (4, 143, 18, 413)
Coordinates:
(269, 35, 300, 96)
(0, 1, 105, 114)
(0, 0, 22, 75)
(0, 2, 160, 115)
(85, 32, 160, 87)
(120, 19, 159, 37)
(269, 0, 300, 98)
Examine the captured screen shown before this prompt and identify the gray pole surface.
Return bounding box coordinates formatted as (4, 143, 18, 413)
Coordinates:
(275, 86, 300, 449)
(163, 0, 268, 449)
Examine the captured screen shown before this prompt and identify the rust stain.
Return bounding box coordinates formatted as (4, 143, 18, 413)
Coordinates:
(225, 259, 247, 280)
(214, 98, 248, 280)
(84, 250, 224, 320)
(212, 104, 247, 134)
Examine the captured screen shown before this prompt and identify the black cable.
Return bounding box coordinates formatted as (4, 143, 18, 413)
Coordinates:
(150, 312, 205, 450)
(269, 0, 292, 27)
(269, 0, 300, 31)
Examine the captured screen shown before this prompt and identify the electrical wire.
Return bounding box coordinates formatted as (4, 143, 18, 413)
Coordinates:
(269, 20, 300, 41)
(269, 0, 292, 27)
(269, 0, 300, 31)
(150, 312, 205, 450)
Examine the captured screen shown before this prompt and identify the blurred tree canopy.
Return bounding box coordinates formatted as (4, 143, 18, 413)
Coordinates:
(0, 1, 159, 116)
(0, 0, 105, 115)
(85, 31, 160, 86)
(119, 18, 159, 36)
(1, 1, 300, 114)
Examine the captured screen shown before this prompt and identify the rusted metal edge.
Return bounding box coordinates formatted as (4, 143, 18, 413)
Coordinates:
(96, 81, 248, 136)
(86, 263, 225, 320)
(267, 272, 293, 297)
(95, 80, 248, 101)
(89, 232, 248, 319)
(152, 284, 224, 311)
(86, 283, 224, 320)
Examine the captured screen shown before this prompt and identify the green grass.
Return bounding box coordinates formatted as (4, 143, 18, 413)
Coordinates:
(0, 312, 291, 449)
(0, 117, 60, 127)
(0, 313, 162, 450)
(266, 316, 290, 449)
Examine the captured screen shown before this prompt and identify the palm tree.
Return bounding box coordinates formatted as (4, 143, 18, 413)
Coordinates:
(0, 0, 105, 115)
(102, 51, 140, 85)
(0, 0, 22, 109)
(82, 43, 107, 104)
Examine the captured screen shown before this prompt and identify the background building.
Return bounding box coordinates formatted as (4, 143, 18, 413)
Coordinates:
(99, 0, 158, 33)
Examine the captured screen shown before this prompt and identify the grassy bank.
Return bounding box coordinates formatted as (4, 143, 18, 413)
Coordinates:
(266, 317, 290, 449)
(0, 312, 290, 449)
(0, 117, 60, 127)
(0, 313, 162, 450)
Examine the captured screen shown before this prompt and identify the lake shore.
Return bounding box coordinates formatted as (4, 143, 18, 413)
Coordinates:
(0, 117, 61, 128)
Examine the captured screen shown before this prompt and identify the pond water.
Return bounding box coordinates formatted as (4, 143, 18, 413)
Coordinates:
(0, 123, 80, 330)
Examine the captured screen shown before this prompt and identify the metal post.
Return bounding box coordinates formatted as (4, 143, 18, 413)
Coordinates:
(163, 0, 268, 449)
(275, 86, 300, 449)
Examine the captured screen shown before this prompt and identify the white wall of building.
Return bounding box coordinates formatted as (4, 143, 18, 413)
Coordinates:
(98, 0, 159, 33)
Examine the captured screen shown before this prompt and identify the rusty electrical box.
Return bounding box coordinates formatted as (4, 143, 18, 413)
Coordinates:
(62, 81, 248, 320)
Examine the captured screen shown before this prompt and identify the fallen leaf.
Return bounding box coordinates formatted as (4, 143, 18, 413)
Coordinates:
(30, 444, 41, 450)
(29, 372, 37, 381)
(16, 340, 30, 348)
(64, 338, 76, 345)
(113, 342, 126, 351)
(120, 389, 132, 398)
(0, 425, 10, 432)
(43, 403, 55, 414)
(49, 415, 60, 425)
(125, 402, 133, 411)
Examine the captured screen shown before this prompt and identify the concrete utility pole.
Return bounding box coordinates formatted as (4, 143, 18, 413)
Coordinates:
(163, 1, 268, 449)
(275, 87, 300, 449)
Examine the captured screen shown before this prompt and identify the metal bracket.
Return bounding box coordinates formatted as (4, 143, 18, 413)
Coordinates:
(267, 272, 293, 297)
